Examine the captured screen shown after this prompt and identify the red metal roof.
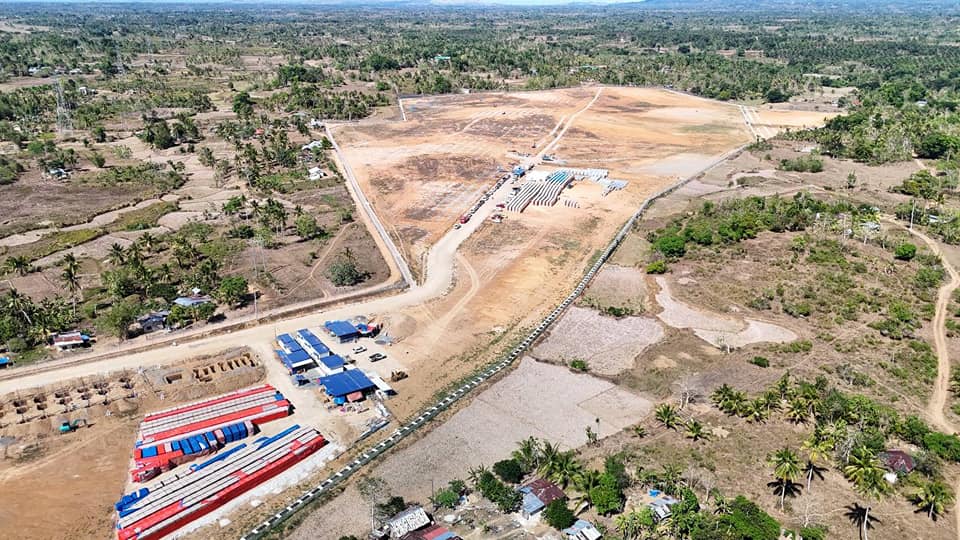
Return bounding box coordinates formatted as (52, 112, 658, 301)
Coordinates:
(524, 478, 565, 506)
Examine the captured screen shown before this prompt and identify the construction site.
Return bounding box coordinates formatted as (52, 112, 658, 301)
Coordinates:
(0, 85, 834, 540)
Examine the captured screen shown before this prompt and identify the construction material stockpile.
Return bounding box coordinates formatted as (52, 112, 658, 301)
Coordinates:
(116, 424, 327, 540)
(130, 385, 291, 482)
(531, 170, 571, 206)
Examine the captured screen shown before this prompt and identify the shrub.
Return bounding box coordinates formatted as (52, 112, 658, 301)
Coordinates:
(327, 253, 364, 286)
(778, 155, 823, 173)
(569, 359, 589, 372)
(646, 260, 667, 274)
(654, 234, 686, 258)
(493, 459, 524, 483)
(924, 432, 960, 461)
(749, 356, 770, 368)
(543, 499, 576, 529)
(895, 243, 917, 261)
(715, 496, 781, 540)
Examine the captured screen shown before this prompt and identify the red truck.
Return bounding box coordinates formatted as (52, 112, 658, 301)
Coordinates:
(459, 215, 470, 224)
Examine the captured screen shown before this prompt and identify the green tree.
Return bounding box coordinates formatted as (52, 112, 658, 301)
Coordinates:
(589, 472, 624, 515)
(233, 91, 254, 118)
(327, 250, 364, 286)
(894, 243, 917, 261)
(493, 458, 524, 483)
(911, 481, 954, 521)
(543, 499, 576, 529)
(101, 299, 141, 341)
(295, 213, 321, 240)
(216, 275, 248, 307)
(769, 447, 802, 510)
(844, 447, 891, 540)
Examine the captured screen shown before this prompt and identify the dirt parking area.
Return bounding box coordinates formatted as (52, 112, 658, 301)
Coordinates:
(287, 357, 653, 539)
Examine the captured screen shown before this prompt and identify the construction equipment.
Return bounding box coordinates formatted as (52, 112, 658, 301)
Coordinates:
(389, 370, 408, 382)
(58, 418, 87, 434)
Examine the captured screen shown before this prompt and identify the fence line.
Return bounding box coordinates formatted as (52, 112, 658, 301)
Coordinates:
(238, 146, 746, 540)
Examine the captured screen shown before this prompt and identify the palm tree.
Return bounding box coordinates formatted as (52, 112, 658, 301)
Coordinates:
(60, 262, 81, 316)
(540, 450, 582, 488)
(742, 399, 770, 423)
(845, 503, 881, 540)
(467, 465, 488, 488)
(3, 288, 34, 325)
(801, 437, 831, 492)
(684, 419, 710, 442)
(912, 481, 955, 521)
(655, 404, 680, 430)
(512, 437, 542, 473)
(571, 469, 602, 512)
(844, 447, 890, 540)
(4, 255, 31, 276)
(107, 243, 126, 266)
(785, 397, 810, 424)
(138, 232, 158, 253)
(769, 447, 802, 509)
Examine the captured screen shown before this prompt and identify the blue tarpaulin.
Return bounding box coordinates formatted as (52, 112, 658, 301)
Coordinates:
(319, 369, 375, 398)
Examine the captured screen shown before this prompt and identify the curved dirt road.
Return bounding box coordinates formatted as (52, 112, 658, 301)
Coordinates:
(888, 218, 960, 539)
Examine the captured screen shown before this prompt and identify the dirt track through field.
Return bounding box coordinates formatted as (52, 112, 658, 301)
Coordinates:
(882, 216, 960, 540)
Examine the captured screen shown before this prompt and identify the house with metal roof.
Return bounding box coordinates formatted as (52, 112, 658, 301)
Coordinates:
(386, 505, 430, 538)
(276, 349, 316, 374)
(880, 450, 916, 473)
(562, 519, 602, 540)
(400, 524, 460, 540)
(52, 331, 91, 351)
(518, 478, 565, 518)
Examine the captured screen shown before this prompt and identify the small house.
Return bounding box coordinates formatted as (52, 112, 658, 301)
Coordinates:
(518, 478, 565, 519)
(879, 450, 915, 474)
(0, 356, 13, 369)
(52, 331, 91, 351)
(174, 294, 213, 308)
(308, 166, 326, 181)
(319, 368, 376, 403)
(562, 519, 602, 540)
(400, 524, 460, 540)
(386, 505, 430, 539)
(47, 168, 69, 180)
(301, 140, 326, 152)
(649, 495, 680, 522)
(136, 311, 169, 334)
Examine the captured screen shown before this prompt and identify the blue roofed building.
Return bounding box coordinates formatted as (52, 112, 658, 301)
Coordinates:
(276, 349, 316, 374)
(324, 320, 361, 343)
(318, 354, 346, 375)
(518, 478, 565, 519)
(319, 368, 376, 402)
(296, 329, 331, 358)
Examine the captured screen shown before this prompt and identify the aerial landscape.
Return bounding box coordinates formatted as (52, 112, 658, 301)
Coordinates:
(2, 1, 960, 539)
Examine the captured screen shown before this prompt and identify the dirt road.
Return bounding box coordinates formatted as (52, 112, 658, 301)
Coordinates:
(883, 217, 960, 540)
(326, 124, 414, 287)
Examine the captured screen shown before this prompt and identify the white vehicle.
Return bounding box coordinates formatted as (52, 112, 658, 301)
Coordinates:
(352, 346, 367, 354)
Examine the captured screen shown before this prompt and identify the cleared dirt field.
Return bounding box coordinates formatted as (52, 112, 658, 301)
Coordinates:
(287, 357, 653, 539)
(534, 305, 664, 376)
(334, 86, 762, 274)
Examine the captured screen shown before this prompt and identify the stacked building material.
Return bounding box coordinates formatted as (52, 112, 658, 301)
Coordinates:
(116, 425, 327, 540)
(129, 385, 291, 482)
(506, 182, 543, 212)
(531, 170, 572, 206)
(131, 421, 255, 483)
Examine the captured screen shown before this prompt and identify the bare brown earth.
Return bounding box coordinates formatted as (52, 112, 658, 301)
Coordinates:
(0, 349, 264, 540)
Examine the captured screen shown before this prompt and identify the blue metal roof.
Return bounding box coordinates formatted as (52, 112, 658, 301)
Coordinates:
(278, 334, 302, 351)
(0, 357, 11, 365)
(324, 320, 359, 338)
(320, 354, 345, 370)
(520, 489, 544, 515)
(277, 350, 315, 371)
(319, 369, 375, 397)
